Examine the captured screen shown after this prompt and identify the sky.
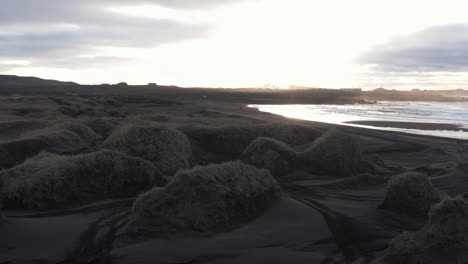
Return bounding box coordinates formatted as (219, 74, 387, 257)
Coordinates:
(1, 0, 468, 90)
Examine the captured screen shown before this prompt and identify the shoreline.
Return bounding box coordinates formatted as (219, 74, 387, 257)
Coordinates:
(249, 103, 468, 140)
(344, 120, 468, 132)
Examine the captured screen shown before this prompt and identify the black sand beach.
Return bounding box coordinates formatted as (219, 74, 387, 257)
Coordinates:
(1, 81, 467, 264)
(345, 120, 468, 132)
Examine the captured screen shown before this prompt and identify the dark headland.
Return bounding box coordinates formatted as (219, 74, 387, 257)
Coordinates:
(1, 75, 467, 264)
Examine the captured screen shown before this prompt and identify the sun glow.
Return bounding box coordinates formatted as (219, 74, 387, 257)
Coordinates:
(5, 0, 468, 88)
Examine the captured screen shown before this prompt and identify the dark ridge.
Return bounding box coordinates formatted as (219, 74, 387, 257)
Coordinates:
(0, 74, 78, 88)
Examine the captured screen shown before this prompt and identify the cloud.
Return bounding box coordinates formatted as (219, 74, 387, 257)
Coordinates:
(0, 22, 208, 58)
(0, 0, 249, 70)
(0, 64, 16, 73)
(357, 67, 468, 90)
(0, 0, 251, 24)
(145, 0, 255, 9)
(358, 24, 468, 72)
(41, 56, 133, 69)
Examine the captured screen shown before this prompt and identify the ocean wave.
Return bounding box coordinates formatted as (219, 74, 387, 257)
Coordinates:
(249, 101, 468, 139)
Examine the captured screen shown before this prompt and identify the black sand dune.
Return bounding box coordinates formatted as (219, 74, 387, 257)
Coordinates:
(180, 124, 321, 165)
(125, 162, 280, 237)
(383, 197, 468, 263)
(380, 172, 440, 217)
(0, 150, 159, 209)
(100, 125, 192, 175)
(242, 129, 375, 179)
(0, 121, 99, 169)
(0, 79, 467, 263)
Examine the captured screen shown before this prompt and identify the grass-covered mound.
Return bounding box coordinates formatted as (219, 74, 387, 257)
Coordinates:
(381, 172, 440, 217)
(298, 128, 362, 177)
(51, 95, 125, 118)
(242, 128, 363, 177)
(126, 161, 281, 236)
(100, 125, 192, 175)
(0, 150, 159, 209)
(383, 197, 468, 264)
(0, 122, 99, 169)
(242, 137, 297, 178)
(83, 118, 118, 137)
(180, 124, 321, 164)
(0, 120, 48, 141)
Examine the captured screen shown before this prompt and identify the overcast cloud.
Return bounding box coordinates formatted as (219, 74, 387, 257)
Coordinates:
(0, 0, 249, 69)
(2, 0, 468, 88)
(359, 24, 468, 73)
(355, 24, 468, 89)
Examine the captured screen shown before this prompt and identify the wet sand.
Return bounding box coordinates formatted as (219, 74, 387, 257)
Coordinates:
(345, 120, 468, 132)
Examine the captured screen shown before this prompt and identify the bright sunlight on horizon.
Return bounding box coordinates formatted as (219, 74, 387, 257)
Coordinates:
(2, 0, 468, 90)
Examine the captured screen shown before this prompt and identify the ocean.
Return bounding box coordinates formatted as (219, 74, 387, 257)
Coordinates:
(249, 101, 468, 139)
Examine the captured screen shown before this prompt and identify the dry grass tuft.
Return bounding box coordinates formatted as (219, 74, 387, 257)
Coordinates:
(381, 172, 440, 217)
(126, 161, 281, 236)
(243, 128, 363, 177)
(298, 128, 362, 177)
(0, 150, 159, 209)
(0, 121, 99, 169)
(180, 124, 321, 164)
(384, 197, 468, 264)
(242, 137, 296, 178)
(101, 125, 192, 175)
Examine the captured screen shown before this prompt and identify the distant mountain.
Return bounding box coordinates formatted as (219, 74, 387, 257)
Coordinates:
(0, 75, 78, 87)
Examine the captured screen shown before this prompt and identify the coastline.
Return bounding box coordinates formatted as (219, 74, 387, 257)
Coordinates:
(1, 88, 467, 264)
(249, 102, 468, 140)
(344, 120, 468, 132)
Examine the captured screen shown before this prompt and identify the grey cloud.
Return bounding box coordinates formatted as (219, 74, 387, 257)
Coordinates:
(0, 57, 131, 72)
(359, 24, 468, 72)
(145, 0, 255, 9)
(358, 70, 468, 90)
(1, 0, 250, 69)
(0, 64, 16, 73)
(0, 22, 208, 59)
(359, 80, 468, 89)
(39, 56, 133, 69)
(0, 0, 252, 24)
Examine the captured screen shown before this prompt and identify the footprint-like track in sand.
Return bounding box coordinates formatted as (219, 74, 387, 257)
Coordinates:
(285, 183, 423, 264)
